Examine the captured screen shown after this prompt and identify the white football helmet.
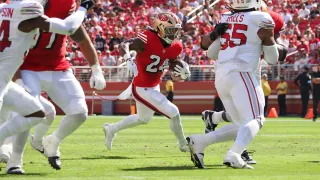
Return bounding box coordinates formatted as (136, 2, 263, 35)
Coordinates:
(231, 0, 262, 10)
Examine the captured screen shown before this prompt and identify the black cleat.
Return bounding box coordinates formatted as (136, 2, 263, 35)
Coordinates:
(6, 167, 25, 174)
(241, 150, 257, 164)
(202, 110, 218, 133)
(48, 156, 61, 170)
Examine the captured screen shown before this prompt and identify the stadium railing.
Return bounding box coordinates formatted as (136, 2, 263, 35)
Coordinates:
(71, 64, 319, 82)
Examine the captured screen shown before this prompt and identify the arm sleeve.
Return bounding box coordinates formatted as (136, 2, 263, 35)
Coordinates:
(263, 44, 279, 65)
(46, 7, 87, 35)
(207, 38, 221, 59)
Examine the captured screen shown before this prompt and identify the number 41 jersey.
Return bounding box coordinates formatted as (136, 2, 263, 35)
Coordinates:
(218, 11, 275, 71)
(133, 30, 183, 87)
(21, 0, 76, 71)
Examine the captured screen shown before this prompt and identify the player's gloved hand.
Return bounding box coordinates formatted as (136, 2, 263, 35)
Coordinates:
(90, 64, 106, 90)
(80, 0, 97, 11)
(121, 42, 139, 77)
(15, 79, 32, 93)
(173, 61, 190, 80)
(210, 23, 229, 41)
(214, 23, 229, 35)
(126, 57, 138, 77)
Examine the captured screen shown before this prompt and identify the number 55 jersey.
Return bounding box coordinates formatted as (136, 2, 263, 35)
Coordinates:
(133, 29, 183, 87)
(215, 11, 274, 82)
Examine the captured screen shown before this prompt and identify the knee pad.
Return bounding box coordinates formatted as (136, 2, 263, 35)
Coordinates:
(64, 98, 88, 115)
(69, 112, 88, 124)
(137, 115, 152, 124)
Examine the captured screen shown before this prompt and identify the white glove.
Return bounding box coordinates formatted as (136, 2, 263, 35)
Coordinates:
(126, 57, 138, 77)
(121, 42, 138, 77)
(90, 64, 106, 90)
(15, 79, 32, 93)
(173, 61, 191, 80)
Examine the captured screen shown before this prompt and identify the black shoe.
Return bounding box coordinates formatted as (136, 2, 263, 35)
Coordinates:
(241, 150, 257, 164)
(313, 118, 317, 122)
(48, 156, 61, 170)
(6, 167, 25, 174)
(201, 110, 218, 133)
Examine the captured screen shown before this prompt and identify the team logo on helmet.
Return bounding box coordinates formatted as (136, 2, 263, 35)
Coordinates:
(158, 14, 169, 21)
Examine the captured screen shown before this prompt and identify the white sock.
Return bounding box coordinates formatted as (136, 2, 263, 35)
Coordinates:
(52, 113, 87, 141)
(203, 124, 239, 147)
(113, 114, 145, 134)
(231, 119, 261, 154)
(0, 115, 43, 145)
(33, 111, 55, 142)
(7, 129, 30, 169)
(170, 114, 187, 145)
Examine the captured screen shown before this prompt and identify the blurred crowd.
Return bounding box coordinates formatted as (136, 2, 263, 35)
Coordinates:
(66, 0, 320, 81)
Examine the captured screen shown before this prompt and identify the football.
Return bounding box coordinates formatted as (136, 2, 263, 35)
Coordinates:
(168, 60, 184, 72)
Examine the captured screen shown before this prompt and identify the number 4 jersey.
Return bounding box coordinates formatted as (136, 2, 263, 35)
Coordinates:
(21, 0, 76, 71)
(0, 1, 43, 65)
(215, 11, 275, 82)
(133, 29, 183, 87)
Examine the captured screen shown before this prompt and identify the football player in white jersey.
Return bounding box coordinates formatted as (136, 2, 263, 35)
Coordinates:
(186, 0, 279, 169)
(0, 0, 97, 174)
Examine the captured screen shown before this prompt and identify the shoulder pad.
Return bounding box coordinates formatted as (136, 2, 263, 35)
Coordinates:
(20, 1, 44, 18)
(255, 12, 275, 29)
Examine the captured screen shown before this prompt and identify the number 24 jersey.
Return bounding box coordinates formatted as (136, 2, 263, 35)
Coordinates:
(133, 30, 183, 87)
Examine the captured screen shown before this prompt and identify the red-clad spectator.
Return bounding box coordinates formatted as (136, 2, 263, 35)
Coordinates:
(309, 34, 320, 53)
(297, 38, 310, 55)
(71, 51, 86, 66)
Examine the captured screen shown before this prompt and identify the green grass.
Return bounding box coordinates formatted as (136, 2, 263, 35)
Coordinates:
(1, 116, 320, 180)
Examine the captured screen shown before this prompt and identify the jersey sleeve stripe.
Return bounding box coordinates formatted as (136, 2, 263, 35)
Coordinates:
(138, 34, 147, 43)
(138, 32, 147, 39)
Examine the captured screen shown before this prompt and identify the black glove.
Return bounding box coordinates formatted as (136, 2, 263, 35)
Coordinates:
(209, 23, 229, 41)
(80, 0, 96, 11)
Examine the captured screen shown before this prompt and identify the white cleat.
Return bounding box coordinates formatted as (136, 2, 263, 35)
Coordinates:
(42, 135, 61, 170)
(0, 144, 12, 163)
(30, 135, 45, 156)
(186, 135, 206, 168)
(223, 151, 253, 169)
(178, 139, 190, 152)
(103, 123, 117, 150)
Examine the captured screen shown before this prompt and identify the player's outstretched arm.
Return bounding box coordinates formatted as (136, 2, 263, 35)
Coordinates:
(200, 23, 228, 50)
(258, 28, 279, 65)
(18, 0, 96, 35)
(70, 25, 106, 90)
(119, 38, 145, 77)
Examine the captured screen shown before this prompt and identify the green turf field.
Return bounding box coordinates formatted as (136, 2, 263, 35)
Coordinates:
(0, 116, 320, 180)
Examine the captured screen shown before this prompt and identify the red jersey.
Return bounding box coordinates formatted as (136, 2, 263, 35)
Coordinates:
(268, 10, 285, 35)
(21, 0, 76, 71)
(133, 30, 183, 87)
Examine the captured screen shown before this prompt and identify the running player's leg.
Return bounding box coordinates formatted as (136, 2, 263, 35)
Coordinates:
(132, 85, 188, 152)
(41, 70, 88, 170)
(0, 82, 45, 145)
(103, 100, 154, 150)
(0, 110, 13, 163)
(0, 82, 45, 174)
(20, 70, 56, 153)
(224, 72, 264, 169)
(31, 96, 56, 153)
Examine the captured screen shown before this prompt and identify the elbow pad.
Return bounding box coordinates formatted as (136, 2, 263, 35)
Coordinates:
(48, 7, 87, 35)
(263, 44, 279, 65)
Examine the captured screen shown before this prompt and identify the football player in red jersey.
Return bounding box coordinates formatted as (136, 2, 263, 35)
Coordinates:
(2, 0, 106, 173)
(103, 12, 191, 152)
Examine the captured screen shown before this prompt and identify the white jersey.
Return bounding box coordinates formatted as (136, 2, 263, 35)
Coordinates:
(0, 1, 43, 66)
(215, 11, 274, 82)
